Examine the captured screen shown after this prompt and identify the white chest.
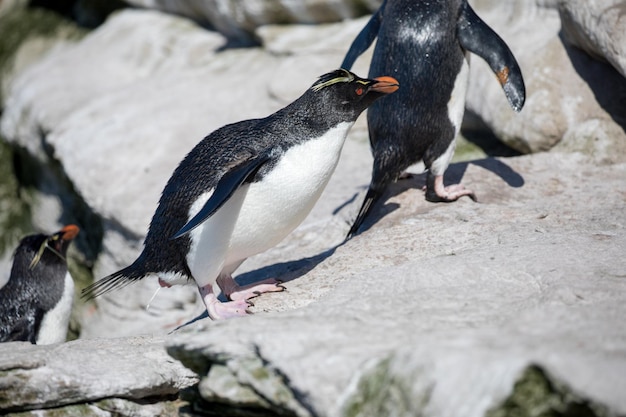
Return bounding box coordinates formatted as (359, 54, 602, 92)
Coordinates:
(184, 122, 353, 285)
(36, 272, 74, 345)
(227, 121, 354, 262)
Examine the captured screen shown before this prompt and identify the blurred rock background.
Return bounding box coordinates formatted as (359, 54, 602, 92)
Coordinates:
(0, 0, 625, 415)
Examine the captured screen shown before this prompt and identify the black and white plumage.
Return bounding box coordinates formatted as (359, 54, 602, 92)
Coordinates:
(0, 225, 79, 344)
(82, 69, 399, 320)
(341, 0, 526, 238)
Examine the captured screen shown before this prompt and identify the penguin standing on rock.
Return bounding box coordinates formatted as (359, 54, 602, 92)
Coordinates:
(0, 225, 79, 344)
(82, 69, 399, 320)
(341, 0, 526, 238)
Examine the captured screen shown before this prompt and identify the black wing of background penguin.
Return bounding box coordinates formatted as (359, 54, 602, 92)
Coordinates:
(341, 0, 526, 239)
(0, 225, 79, 344)
(82, 69, 399, 321)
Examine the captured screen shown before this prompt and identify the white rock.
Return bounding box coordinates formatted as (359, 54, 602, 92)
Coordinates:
(168, 152, 626, 416)
(124, 0, 381, 43)
(0, 336, 197, 411)
(2, 5, 626, 414)
(558, 0, 626, 79)
(465, 0, 626, 158)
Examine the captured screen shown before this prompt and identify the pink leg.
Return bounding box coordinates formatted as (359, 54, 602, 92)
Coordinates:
(199, 283, 251, 320)
(426, 173, 477, 202)
(216, 275, 285, 301)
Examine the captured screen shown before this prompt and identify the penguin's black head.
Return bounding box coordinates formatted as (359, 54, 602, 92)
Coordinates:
(24, 225, 80, 270)
(309, 69, 399, 120)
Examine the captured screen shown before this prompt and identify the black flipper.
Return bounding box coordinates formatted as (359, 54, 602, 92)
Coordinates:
(171, 155, 271, 239)
(341, 1, 385, 70)
(457, 1, 526, 112)
(346, 186, 384, 240)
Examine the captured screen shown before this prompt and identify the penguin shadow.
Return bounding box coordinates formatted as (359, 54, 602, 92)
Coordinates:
(341, 156, 525, 237)
(235, 245, 338, 288)
(173, 245, 339, 330)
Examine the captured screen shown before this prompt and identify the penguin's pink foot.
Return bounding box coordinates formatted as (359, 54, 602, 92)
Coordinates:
(217, 275, 285, 301)
(426, 174, 477, 202)
(208, 299, 251, 319)
(199, 283, 251, 320)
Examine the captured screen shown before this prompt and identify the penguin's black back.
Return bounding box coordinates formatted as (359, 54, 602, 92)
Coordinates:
(366, 0, 465, 186)
(0, 234, 68, 343)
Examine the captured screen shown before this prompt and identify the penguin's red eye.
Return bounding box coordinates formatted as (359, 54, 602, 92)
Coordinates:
(355, 87, 364, 96)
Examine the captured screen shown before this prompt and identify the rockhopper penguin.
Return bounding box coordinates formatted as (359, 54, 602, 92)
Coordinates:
(341, 0, 526, 238)
(0, 225, 79, 344)
(82, 69, 399, 320)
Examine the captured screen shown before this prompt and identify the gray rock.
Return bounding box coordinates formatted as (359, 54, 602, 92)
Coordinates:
(465, 0, 626, 160)
(167, 152, 626, 417)
(125, 0, 381, 44)
(1, 5, 626, 415)
(0, 336, 197, 414)
(558, 0, 626, 79)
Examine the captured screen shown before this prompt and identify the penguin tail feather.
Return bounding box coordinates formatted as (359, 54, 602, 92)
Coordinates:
(81, 266, 145, 300)
(346, 187, 383, 241)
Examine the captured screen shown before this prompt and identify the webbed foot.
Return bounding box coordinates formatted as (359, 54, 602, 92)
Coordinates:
(425, 174, 477, 202)
(199, 283, 252, 320)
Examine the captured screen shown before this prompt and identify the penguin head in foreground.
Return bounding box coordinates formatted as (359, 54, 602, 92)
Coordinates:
(307, 68, 399, 121)
(25, 224, 80, 271)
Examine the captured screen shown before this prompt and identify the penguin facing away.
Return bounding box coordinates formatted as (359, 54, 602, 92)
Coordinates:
(0, 225, 79, 344)
(341, 0, 526, 238)
(82, 69, 399, 320)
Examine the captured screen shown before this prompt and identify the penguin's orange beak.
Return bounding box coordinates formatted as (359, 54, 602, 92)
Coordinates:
(371, 76, 399, 94)
(58, 224, 80, 241)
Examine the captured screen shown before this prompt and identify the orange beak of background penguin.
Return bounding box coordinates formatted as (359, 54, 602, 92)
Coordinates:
(59, 224, 80, 241)
(370, 76, 400, 94)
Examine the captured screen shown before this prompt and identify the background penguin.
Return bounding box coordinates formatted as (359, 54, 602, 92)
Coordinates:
(82, 69, 399, 320)
(341, 0, 526, 238)
(0, 225, 79, 344)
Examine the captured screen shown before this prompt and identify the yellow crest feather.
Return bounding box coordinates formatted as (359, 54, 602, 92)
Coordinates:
(311, 69, 355, 92)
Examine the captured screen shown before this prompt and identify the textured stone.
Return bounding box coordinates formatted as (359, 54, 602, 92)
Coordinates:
(465, 0, 626, 159)
(1, 4, 626, 415)
(167, 153, 626, 417)
(558, 0, 626, 79)
(0, 336, 197, 413)
(125, 0, 381, 45)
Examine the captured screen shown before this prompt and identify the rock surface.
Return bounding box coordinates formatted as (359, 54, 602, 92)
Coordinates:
(1, 1, 626, 415)
(558, 0, 626, 79)
(125, 0, 380, 45)
(464, 1, 626, 157)
(166, 152, 626, 417)
(0, 336, 197, 415)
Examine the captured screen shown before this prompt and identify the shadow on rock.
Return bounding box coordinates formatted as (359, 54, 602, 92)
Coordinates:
(174, 245, 340, 330)
(338, 157, 525, 237)
(560, 31, 626, 132)
(471, 158, 525, 188)
(235, 245, 339, 287)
